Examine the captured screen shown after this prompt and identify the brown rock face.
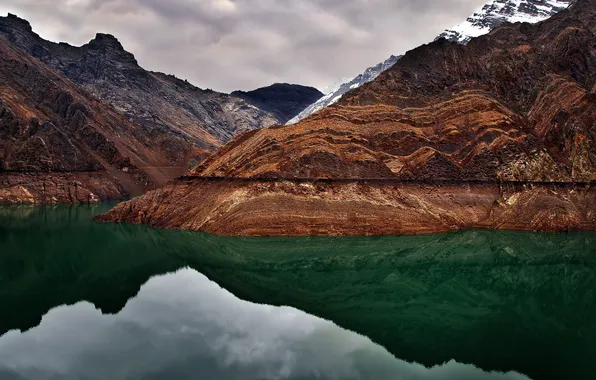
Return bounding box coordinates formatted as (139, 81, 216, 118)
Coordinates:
(96, 179, 596, 236)
(0, 173, 127, 205)
(99, 0, 596, 236)
(0, 36, 172, 203)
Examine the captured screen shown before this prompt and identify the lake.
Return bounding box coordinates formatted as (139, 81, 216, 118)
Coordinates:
(1, 204, 595, 380)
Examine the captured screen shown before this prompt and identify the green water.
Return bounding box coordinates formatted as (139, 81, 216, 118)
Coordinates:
(1, 205, 595, 380)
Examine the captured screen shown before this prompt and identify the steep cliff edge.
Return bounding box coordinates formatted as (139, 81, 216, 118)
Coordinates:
(99, 0, 596, 235)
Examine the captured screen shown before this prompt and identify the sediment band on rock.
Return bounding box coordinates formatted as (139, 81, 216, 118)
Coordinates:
(95, 178, 596, 236)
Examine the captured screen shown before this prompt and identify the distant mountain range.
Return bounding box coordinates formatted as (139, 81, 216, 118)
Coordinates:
(290, 0, 575, 125)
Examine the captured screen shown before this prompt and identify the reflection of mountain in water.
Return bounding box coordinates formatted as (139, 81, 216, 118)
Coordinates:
(0, 268, 528, 380)
(1, 205, 595, 379)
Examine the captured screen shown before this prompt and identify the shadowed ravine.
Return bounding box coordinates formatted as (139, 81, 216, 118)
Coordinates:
(1, 205, 596, 379)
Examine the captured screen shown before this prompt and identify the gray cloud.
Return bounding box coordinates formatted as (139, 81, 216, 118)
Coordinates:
(0, 268, 530, 380)
(2, 0, 487, 92)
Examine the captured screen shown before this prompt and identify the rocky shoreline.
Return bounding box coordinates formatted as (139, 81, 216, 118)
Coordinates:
(95, 178, 596, 236)
(0, 172, 129, 205)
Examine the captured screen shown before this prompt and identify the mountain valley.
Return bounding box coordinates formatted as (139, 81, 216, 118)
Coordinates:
(0, 14, 317, 204)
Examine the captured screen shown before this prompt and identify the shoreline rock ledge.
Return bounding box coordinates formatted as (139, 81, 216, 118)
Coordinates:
(95, 178, 595, 237)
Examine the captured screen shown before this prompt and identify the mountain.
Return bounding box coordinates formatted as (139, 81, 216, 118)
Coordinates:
(0, 14, 280, 157)
(289, 0, 574, 125)
(0, 34, 169, 203)
(99, 0, 596, 236)
(286, 55, 401, 125)
(438, 0, 574, 43)
(231, 83, 323, 124)
(0, 14, 308, 204)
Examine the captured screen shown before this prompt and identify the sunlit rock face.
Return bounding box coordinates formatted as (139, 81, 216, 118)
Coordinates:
(0, 268, 529, 380)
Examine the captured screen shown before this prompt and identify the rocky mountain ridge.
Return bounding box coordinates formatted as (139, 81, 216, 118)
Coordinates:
(0, 35, 168, 203)
(286, 55, 401, 125)
(290, 0, 575, 125)
(0, 14, 322, 204)
(0, 13, 281, 158)
(438, 0, 574, 43)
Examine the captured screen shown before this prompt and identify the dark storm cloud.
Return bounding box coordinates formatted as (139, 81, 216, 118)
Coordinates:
(2, 0, 487, 92)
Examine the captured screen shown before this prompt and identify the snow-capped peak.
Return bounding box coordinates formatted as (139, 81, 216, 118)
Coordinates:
(321, 77, 353, 95)
(288, 0, 574, 126)
(438, 0, 573, 43)
(287, 55, 400, 125)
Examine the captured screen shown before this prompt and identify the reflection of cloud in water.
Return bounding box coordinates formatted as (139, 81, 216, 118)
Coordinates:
(0, 268, 530, 380)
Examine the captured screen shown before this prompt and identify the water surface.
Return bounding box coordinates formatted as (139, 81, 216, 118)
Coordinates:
(1, 205, 595, 380)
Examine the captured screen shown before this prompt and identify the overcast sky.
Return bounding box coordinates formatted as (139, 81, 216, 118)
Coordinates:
(3, 0, 487, 93)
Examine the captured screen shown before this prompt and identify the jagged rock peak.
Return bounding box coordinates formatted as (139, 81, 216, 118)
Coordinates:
(88, 33, 124, 48)
(2, 13, 32, 31)
(0, 13, 31, 29)
(438, 0, 575, 43)
(83, 32, 139, 66)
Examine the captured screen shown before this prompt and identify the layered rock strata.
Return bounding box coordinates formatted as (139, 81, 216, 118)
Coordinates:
(96, 179, 595, 236)
(99, 0, 596, 235)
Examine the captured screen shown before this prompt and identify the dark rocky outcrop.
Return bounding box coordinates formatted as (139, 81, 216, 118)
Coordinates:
(232, 83, 323, 124)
